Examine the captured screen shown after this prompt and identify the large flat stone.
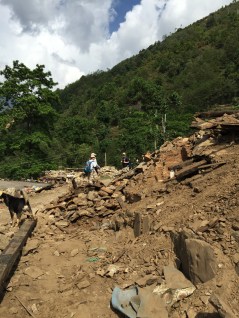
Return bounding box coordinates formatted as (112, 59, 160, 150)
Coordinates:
(185, 238, 217, 284)
(172, 231, 217, 285)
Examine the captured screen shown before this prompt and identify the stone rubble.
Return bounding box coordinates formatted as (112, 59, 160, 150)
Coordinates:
(0, 111, 238, 317)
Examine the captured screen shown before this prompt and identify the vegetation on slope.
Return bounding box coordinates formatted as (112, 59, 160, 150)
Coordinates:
(57, 1, 239, 167)
(0, 2, 239, 178)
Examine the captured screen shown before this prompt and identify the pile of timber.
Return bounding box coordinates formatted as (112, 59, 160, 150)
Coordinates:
(169, 158, 226, 182)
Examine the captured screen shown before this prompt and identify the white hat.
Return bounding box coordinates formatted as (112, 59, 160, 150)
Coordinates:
(122, 152, 126, 155)
(90, 152, 96, 158)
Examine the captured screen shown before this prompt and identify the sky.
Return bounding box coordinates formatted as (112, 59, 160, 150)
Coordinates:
(0, 0, 234, 89)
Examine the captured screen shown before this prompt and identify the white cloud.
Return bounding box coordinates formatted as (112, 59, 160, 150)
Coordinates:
(156, 0, 234, 36)
(0, 0, 233, 88)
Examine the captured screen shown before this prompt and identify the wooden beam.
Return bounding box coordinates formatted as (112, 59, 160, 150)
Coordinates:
(195, 110, 239, 119)
(175, 160, 207, 181)
(199, 162, 226, 170)
(0, 219, 37, 294)
(168, 159, 194, 171)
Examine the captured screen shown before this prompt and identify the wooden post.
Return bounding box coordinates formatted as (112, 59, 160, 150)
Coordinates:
(104, 152, 107, 166)
(0, 219, 37, 294)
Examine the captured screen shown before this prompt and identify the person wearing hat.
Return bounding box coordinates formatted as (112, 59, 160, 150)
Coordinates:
(121, 152, 130, 169)
(87, 152, 100, 184)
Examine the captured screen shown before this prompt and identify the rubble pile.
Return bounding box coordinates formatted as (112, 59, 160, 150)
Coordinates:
(39, 169, 78, 184)
(30, 111, 238, 317)
(40, 166, 120, 186)
(0, 110, 238, 318)
(41, 183, 129, 225)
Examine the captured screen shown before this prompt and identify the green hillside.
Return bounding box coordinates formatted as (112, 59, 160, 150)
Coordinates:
(0, 1, 239, 179)
(57, 1, 239, 167)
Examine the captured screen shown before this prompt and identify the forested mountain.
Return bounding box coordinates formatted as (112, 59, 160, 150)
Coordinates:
(57, 1, 239, 167)
(0, 1, 239, 179)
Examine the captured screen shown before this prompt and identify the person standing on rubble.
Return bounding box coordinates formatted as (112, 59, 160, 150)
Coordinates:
(121, 152, 130, 169)
(84, 153, 100, 184)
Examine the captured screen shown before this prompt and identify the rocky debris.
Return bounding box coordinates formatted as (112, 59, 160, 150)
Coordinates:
(1, 110, 239, 317)
(111, 285, 169, 318)
(0, 224, 19, 252)
(191, 111, 239, 129)
(39, 166, 120, 188)
(38, 169, 70, 184)
(209, 294, 237, 318)
(153, 265, 196, 306)
(111, 265, 196, 317)
(0, 188, 22, 197)
(39, 180, 136, 230)
(100, 166, 121, 179)
(22, 238, 40, 256)
(24, 266, 44, 279)
(30, 112, 238, 316)
(0, 182, 53, 195)
(0, 233, 10, 251)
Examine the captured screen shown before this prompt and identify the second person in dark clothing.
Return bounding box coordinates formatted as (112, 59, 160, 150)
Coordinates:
(121, 152, 130, 169)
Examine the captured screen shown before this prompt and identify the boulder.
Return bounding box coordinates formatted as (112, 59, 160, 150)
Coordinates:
(172, 231, 217, 284)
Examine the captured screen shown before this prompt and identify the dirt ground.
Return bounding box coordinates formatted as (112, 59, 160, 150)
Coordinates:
(0, 130, 239, 317)
(0, 183, 130, 318)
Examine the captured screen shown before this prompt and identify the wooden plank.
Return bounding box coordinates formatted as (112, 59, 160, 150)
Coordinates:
(175, 159, 207, 181)
(199, 162, 226, 170)
(0, 219, 37, 294)
(168, 159, 194, 171)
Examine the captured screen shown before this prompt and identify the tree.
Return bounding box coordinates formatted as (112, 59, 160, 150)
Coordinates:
(118, 110, 154, 160)
(0, 60, 59, 178)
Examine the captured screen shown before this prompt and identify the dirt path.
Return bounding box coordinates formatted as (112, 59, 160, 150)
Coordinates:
(0, 184, 120, 318)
